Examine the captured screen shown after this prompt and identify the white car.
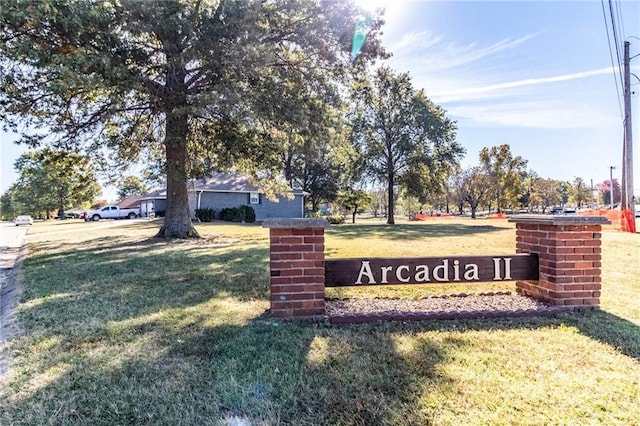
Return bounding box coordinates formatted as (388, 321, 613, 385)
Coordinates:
(14, 215, 34, 226)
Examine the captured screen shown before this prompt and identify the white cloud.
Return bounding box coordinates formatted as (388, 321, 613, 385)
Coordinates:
(388, 31, 539, 73)
(449, 101, 617, 130)
(385, 28, 626, 132)
(432, 67, 618, 103)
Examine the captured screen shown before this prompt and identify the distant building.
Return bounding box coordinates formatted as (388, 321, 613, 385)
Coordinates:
(139, 173, 305, 220)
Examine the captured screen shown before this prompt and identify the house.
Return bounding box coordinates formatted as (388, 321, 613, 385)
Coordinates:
(117, 195, 143, 210)
(139, 189, 167, 217)
(139, 173, 306, 221)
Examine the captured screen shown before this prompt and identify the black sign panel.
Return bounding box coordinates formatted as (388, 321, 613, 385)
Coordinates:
(325, 254, 538, 287)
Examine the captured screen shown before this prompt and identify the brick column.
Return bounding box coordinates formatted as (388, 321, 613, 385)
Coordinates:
(262, 218, 329, 319)
(509, 215, 610, 307)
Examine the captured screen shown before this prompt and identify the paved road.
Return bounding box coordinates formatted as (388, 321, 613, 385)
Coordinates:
(0, 221, 28, 380)
(0, 222, 28, 268)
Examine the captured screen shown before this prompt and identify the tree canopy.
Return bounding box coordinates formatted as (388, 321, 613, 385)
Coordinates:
(1, 0, 385, 237)
(479, 144, 527, 213)
(453, 167, 491, 219)
(10, 148, 101, 218)
(529, 178, 563, 213)
(351, 67, 463, 224)
(117, 176, 150, 201)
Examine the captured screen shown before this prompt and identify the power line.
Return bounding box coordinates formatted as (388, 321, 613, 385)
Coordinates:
(608, 0, 624, 86)
(614, 0, 626, 45)
(601, 0, 623, 117)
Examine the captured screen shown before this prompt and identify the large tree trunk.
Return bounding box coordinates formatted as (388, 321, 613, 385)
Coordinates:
(155, 67, 200, 239)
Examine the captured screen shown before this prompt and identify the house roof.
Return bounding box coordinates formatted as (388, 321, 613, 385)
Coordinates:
(196, 173, 260, 192)
(139, 173, 305, 200)
(139, 189, 167, 201)
(117, 195, 143, 209)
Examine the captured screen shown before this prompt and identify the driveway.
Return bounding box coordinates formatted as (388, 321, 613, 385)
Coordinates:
(0, 221, 28, 380)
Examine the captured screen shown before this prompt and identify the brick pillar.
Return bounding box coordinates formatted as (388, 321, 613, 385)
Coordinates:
(262, 218, 329, 319)
(509, 215, 610, 307)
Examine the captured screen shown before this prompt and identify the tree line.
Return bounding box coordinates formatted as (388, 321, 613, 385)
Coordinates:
(0, 1, 622, 230)
(1, 140, 620, 223)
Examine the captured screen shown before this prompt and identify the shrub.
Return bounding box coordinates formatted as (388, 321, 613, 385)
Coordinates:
(195, 208, 216, 222)
(240, 205, 256, 223)
(220, 207, 241, 222)
(219, 205, 256, 223)
(327, 215, 344, 224)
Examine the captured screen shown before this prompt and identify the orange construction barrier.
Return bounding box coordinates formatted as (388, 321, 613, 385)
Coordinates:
(621, 209, 636, 233)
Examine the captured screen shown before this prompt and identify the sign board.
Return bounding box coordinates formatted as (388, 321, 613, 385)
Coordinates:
(325, 254, 538, 287)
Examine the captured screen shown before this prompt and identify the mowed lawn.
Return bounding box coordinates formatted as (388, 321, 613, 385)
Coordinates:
(0, 217, 639, 425)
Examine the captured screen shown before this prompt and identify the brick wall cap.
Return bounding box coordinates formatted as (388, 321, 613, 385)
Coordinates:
(508, 215, 610, 226)
(263, 218, 330, 229)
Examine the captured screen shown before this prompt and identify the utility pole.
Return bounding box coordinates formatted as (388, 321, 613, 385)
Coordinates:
(610, 166, 616, 210)
(622, 41, 635, 231)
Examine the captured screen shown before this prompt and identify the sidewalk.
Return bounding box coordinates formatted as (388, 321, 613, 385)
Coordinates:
(0, 225, 28, 381)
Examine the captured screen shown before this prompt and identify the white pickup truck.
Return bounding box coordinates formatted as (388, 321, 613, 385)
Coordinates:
(84, 205, 139, 221)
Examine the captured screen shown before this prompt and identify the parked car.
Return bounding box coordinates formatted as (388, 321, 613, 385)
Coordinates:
(14, 215, 34, 226)
(55, 212, 76, 219)
(83, 205, 139, 221)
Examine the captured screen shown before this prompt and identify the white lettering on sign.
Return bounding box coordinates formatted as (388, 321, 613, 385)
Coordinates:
(355, 261, 374, 284)
(492, 257, 512, 280)
(354, 258, 512, 285)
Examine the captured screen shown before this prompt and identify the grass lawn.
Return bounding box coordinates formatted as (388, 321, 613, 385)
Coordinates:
(1, 217, 639, 425)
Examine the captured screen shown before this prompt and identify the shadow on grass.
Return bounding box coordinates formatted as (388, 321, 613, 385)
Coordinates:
(17, 235, 271, 329)
(4, 231, 639, 425)
(327, 222, 506, 240)
(4, 299, 640, 424)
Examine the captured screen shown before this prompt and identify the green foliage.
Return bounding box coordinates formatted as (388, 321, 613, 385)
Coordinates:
(529, 178, 564, 212)
(351, 67, 464, 224)
(219, 205, 256, 223)
(241, 205, 256, 223)
(117, 176, 150, 201)
(194, 208, 216, 222)
(10, 148, 101, 218)
(569, 177, 591, 208)
(479, 144, 528, 212)
(0, 189, 21, 220)
(0, 0, 386, 237)
(327, 215, 345, 224)
(336, 188, 371, 223)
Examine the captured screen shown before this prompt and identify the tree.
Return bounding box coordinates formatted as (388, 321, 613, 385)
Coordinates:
(599, 179, 621, 207)
(12, 148, 101, 218)
(529, 178, 563, 213)
(117, 176, 150, 201)
(453, 167, 491, 219)
(336, 188, 371, 223)
(1, 0, 385, 238)
(286, 128, 353, 213)
(351, 67, 462, 224)
(479, 144, 528, 213)
(569, 177, 590, 208)
(0, 190, 20, 220)
(556, 181, 571, 205)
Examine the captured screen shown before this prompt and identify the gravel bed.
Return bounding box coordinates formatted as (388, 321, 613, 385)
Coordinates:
(326, 292, 552, 316)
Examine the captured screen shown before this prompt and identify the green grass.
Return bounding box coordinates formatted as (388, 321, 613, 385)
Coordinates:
(1, 218, 639, 425)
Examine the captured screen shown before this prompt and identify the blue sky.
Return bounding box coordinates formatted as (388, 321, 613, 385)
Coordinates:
(1, 0, 639, 199)
(375, 0, 639, 195)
